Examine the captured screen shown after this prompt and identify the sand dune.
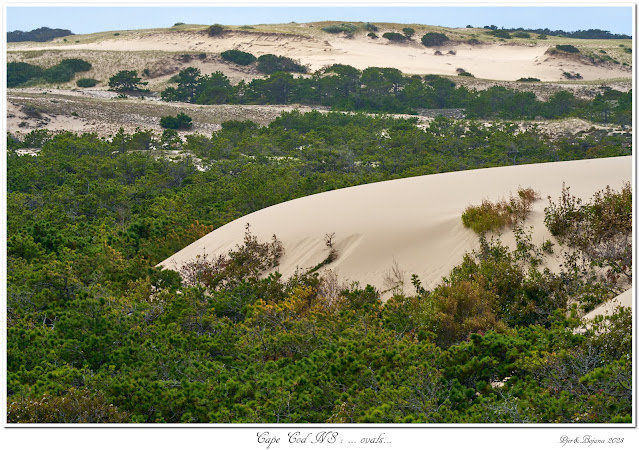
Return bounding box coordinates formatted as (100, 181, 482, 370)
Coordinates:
(583, 289, 633, 321)
(160, 156, 632, 298)
(11, 29, 630, 82)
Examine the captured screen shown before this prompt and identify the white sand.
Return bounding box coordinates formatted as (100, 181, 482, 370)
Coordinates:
(11, 30, 630, 82)
(583, 289, 633, 321)
(159, 156, 632, 298)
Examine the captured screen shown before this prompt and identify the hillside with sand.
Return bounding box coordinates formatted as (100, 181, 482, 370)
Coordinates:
(160, 156, 632, 300)
(8, 22, 631, 85)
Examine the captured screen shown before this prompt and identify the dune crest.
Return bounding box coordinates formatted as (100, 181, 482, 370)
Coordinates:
(160, 156, 632, 297)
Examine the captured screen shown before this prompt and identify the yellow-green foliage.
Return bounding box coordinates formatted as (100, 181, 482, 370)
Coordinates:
(462, 187, 539, 234)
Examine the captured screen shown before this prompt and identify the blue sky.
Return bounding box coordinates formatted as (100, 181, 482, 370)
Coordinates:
(4, 3, 634, 36)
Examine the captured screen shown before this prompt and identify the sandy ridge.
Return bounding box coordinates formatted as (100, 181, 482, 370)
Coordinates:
(160, 156, 632, 300)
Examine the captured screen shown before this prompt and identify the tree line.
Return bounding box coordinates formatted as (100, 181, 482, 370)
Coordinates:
(158, 65, 631, 126)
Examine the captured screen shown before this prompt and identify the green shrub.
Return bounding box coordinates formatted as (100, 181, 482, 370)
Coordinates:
(321, 23, 357, 34)
(221, 49, 257, 66)
(517, 77, 541, 82)
(207, 24, 225, 37)
(173, 22, 185, 27)
(462, 188, 539, 234)
(513, 31, 531, 38)
(421, 32, 449, 47)
(7, 62, 44, 87)
(363, 23, 378, 32)
(76, 78, 97, 87)
(160, 112, 193, 130)
(59, 58, 92, 72)
(402, 27, 415, 39)
(556, 44, 580, 53)
(489, 30, 512, 39)
(256, 54, 306, 74)
(43, 65, 75, 83)
(537, 34, 547, 40)
(383, 32, 406, 42)
(367, 32, 378, 39)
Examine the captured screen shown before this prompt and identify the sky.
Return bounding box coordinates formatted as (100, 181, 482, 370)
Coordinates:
(3, 2, 634, 36)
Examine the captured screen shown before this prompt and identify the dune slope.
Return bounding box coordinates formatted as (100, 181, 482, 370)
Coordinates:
(9, 28, 631, 82)
(160, 156, 632, 297)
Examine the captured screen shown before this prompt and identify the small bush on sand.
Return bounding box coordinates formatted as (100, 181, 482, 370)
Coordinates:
(462, 187, 540, 234)
(556, 44, 580, 53)
(421, 32, 449, 47)
(207, 24, 225, 37)
(382, 32, 406, 41)
(221, 49, 257, 66)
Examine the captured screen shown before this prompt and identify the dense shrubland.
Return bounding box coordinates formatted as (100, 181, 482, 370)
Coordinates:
(7, 59, 92, 87)
(6, 109, 632, 423)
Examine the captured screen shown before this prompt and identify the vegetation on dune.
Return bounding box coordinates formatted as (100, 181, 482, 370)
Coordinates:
(421, 32, 450, 47)
(76, 77, 98, 88)
(555, 44, 580, 54)
(7, 59, 92, 87)
(220, 49, 257, 66)
(462, 188, 539, 234)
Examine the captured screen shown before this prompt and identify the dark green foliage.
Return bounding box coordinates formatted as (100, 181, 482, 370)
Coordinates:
(421, 32, 449, 47)
(7, 27, 73, 43)
(221, 49, 256, 66)
(382, 32, 406, 42)
(321, 23, 358, 34)
(512, 31, 531, 38)
(555, 44, 580, 53)
(256, 54, 306, 74)
(7, 62, 44, 87)
(157, 64, 630, 125)
(207, 24, 225, 36)
(108, 70, 148, 92)
(517, 77, 540, 82)
(8, 58, 91, 87)
(76, 78, 97, 87)
(363, 23, 378, 32)
(402, 27, 416, 39)
(43, 64, 75, 83)
(59, 58, 92, 72)
(367, 32, 378, 39)
(160, 112, 193, 130)
(489, 30, 512, 39)
(485, 27, 629, 40)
